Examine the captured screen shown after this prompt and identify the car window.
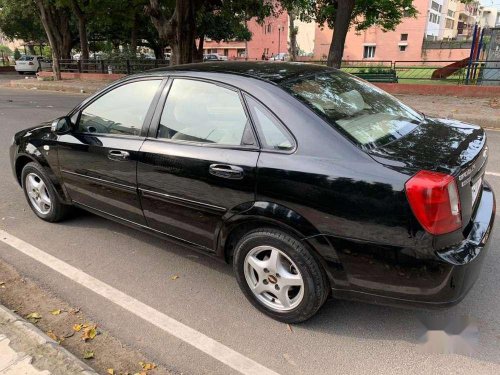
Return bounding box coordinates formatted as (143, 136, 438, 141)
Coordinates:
(245, 95, 294, 151)
(77, 80, 161, 136)
(18, 56, 34, 61)
(158, 79, 250, 146)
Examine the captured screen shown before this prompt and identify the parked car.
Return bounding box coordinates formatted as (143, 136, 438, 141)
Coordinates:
(10, 62, 495, 323)
(269, 53, 289, 61)
(204, 53, 227, 61)
(14, 55, 51, 74)
(203, 54, 220, 62)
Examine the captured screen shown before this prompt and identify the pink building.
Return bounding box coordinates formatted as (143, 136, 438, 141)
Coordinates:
(203, 12, 289, 60)
(313, 0, 473, 62)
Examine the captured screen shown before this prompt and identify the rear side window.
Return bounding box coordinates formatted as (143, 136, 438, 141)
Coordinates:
(158, 79, 253, 146)
(77, 80, 161, 136)
(245, 95, 294, 152)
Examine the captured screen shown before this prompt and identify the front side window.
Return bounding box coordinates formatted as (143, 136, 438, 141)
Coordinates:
(281, 71, 424, 149)
(245, 95, 294, 152)
(158, 79, 252, 146)
(78, 80, 161, 136)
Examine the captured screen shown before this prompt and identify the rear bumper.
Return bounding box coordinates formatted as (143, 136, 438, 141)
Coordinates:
(324, 182, 495, 309)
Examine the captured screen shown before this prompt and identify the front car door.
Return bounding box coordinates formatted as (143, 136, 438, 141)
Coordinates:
(57, 78, 164, 224)
(137, 78, 259, 250)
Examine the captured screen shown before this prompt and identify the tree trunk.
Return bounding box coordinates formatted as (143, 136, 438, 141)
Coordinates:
(194, 34, 204, 62)
(130, 13, 138, 56)
(327, 0, 355, 68)
(289, 11, 297, 61)
(171, 0, 196, 66)
(71, 1, 89, 61)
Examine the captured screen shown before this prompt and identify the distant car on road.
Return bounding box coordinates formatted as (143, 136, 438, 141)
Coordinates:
(14, 55, 51, 74)
(269, 53, 289, 61)
(10, 62, 495, 323)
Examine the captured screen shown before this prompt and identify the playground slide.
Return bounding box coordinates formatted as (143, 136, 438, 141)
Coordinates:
(431, 58, 469, 80)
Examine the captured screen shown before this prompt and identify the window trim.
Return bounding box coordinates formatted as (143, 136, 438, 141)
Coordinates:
(70, 76, 167, 138)
(242, 93, 297, 154)
(148, 76, 260, 151)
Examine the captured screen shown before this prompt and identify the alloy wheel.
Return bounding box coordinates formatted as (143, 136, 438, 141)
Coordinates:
(25, 172, 52, 215)
(243, 245, 304, 311)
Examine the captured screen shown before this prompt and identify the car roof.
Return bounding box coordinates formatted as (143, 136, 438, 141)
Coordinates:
(147, 61, 334, 84)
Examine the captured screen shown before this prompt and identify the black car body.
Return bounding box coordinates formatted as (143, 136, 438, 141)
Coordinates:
(10, 62, 495, 322)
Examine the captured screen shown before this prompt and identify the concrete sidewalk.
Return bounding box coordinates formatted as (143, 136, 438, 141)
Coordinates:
(0, 305, 97, 375)
(4, 77, 500, 129)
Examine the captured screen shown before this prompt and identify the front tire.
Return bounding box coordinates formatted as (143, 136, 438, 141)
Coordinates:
(233, 228, 329, 323)
(21, 162, 71, 222)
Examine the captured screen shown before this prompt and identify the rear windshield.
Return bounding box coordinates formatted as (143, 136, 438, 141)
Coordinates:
(281, 71, 424, 149)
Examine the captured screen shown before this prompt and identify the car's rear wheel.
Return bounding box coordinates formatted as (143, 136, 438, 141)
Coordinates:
(21, 162, 71, 222)
(233, 228, 329, 323)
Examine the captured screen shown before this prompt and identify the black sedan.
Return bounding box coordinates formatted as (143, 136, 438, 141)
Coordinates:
(10, 62, 495, 323)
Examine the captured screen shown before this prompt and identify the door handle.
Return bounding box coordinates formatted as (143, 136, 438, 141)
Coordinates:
(209, 164, 244, 180)
(108, 150, 130, 161)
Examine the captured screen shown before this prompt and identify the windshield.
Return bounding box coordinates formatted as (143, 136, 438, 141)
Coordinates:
(281, 71, 424, 149)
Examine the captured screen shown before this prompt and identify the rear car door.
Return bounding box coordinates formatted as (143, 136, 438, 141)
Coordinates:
(57, 78, 164, 224)
(137, 78, 259, 250)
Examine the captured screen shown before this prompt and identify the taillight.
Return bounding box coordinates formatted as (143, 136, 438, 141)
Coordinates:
(405, 170, 462, 235)
(28, 62, 34, 65)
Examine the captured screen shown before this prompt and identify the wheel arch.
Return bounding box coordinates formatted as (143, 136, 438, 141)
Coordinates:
(14, 152, 71, 204)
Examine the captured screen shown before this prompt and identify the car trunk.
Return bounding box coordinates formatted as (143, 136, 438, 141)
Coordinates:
(368, 118, 488, 234)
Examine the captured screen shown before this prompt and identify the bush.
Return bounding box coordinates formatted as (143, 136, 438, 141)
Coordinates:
(13, 48, 21, 60)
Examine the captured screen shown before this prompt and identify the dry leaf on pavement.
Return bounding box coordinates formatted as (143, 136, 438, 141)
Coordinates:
(82, 325, 97, 341)
(73, 324, 83, 332)
(26, 312, 41, 323)
(83, 350, 94, 359)
(46, 330, 58, 341)
(170, 275, 179, 280)
(50, 309, 62, 315)
(107, 369, 115, 375)
(139, 361, 157, 370)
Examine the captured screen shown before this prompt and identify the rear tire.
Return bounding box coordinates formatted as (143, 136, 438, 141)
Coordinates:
(21, 162, 71, 222)
(233, 228, 329, 323)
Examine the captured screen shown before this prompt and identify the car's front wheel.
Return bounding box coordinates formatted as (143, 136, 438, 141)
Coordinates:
(21, 162, 71, 222)
(233, 228, 329, 323)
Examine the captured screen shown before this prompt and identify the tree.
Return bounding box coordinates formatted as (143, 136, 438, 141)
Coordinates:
(0, 0, 47, 44)
(14, 48, 22, 60)
(314, 0, 417, 68)
(34, 0, 75, 80)
(146, 0, 274, 66)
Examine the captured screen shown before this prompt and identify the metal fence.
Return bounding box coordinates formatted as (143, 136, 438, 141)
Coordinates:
(56, 59, 171, 74)
(48, 58, 500, 85)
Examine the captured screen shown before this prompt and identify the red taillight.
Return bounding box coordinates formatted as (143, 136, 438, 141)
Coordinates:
(28, 61, 34, 65)
(405, 170, 462, 235)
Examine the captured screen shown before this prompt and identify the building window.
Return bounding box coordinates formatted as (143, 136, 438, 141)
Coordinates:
(445, 19, 455, 29)
(429, 13, 440, 24)
(363, 46, 376, 59)
(401, 33, 408, 41)
(448, 10, 455, 18)
(267, 24, 272, 34)
(399, 45, 407, 52)
(431, 1, 441, 12)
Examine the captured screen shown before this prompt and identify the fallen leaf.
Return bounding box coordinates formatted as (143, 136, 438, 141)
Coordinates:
(81, 325, 97, 341)
(107, 369, 115, 375)
(69, 308, 80, 315)
(0, 282, 5, 288)
(170, 275, 179, 280)
(287, 324, 293, 332)
(73, 324, 83, 332)
(50, 309, 62, 315)
(46, 330, 58, 341)
(26, 312, 41, 323)
(83, 350, 94, 359)
(139, 361, 157, 370)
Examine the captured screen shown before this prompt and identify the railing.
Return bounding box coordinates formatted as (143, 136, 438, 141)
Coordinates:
(46, 58, 500, 86)
(55, 59, 171, 74)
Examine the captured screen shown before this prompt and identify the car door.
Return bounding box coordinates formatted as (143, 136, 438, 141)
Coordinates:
(137, 78, 260, 250)
(57, 78, 164, 224)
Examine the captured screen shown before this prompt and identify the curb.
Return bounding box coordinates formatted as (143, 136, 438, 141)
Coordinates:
(8, 80, 104, 95)
(0, 305, 97, 375)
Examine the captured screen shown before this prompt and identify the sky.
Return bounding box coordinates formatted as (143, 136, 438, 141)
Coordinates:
(480, 0, 500, 7)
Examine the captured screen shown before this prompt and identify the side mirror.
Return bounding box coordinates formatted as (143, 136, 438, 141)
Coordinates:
(51, 117, 72, 134)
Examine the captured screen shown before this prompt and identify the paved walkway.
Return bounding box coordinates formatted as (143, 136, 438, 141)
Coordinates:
(0, 306, 96, 375)
(2, 76, 500, 129)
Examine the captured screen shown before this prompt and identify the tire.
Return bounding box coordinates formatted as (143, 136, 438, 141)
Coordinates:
(233, 228, 329, 323)
(21, 162, 71, 222)
(18, 71, 24, 75)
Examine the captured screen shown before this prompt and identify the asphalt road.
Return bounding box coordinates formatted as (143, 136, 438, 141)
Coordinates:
(1, 87, 500, 375)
